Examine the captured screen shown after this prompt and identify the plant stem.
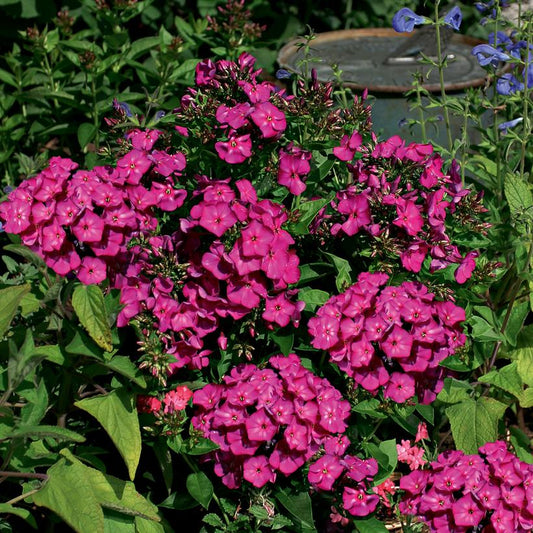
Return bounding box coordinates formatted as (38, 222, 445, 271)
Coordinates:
(434, 0, 453, 152)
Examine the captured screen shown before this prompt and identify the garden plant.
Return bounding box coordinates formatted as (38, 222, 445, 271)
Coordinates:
(0, 0, 532, 532)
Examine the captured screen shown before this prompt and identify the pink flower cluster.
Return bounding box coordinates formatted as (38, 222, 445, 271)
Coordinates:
(182, 53, 311, 195)
(400, 441, 533, 532)
(0, 130, 186, 284)
(327, 133, 486, 283)
(137, 385, 193, 415)
(308, 272, 466, 404)
(191, 353, 378, 516)
(116, 179, 303, 369)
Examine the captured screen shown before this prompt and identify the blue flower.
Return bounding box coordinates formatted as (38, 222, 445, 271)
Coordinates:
(443, 6, 462, 31)
(155, 110, 166, 120)
(471, 44, 510, 67)
(112, 98, 133, 117)
(496, 73, 524, 95)
(276, 69, 292, 80)
(498, 117, 523, 134)
(392, 8, 427, 33)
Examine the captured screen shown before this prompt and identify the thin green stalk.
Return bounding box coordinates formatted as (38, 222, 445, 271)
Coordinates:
(520, 18, 531, 181)
(91, 76, 100, 150)
(415, 80, 427, 143)
(434, 0, 453, 152)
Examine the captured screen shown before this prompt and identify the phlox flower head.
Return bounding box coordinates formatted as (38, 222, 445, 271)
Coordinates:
(191, 353, 377, 506)
(308, 272, 465, 404)
(400, 440, 533, 532)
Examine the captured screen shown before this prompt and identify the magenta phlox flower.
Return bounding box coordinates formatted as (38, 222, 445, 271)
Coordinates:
(335, 194, 372, 236)
(308, 454, 344, 491)
(393, 199, 424, 236)
(240, 80, 272, 103)
(245, 408, 277, 442)
(216, 102, 252, 129)
(333, 130, 362, 161)
(215, 133, 252, 164)
(194, 201, 238, 237)
(250, 101, 286, 138)
(243, 456, 276, 488)
(77, 256, 107, 285)
(380, 325, 413, 359)
(195, 58, 217, 86)
(116, 149, 151, 184)
(455, 251, 478, 284)
(277, 148, 310, 195)
(452, 493, 484, 527)
(384, 372, 415, 402)
(342, 487, 379, 517)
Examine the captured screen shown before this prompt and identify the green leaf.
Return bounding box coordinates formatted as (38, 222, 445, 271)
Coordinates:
(290, 198, 330, 235)
(269, 331, 294, 355)
(519, 388, 533, 408)
(515, 347, 533, 386)
(77, 123, 98, 150)
(509, 426, 533, 464)
(322, 252, 352, 292)
(32, 453, 104, 533)
(505, 301, 530, 347)
(297, 287, 330, 312)
(436, 378, 473, 404)
(446, 397, 507, 454)
(479, 362, 523, 397)
(100, 356, 147, 388)
(415, 404, 434, 424)
(3, 244, 47, 269)
(504, 173, 533, 220)
(469, 315, 505, 342)
(352, 399, 388, 418)
(7, 425, 85, 442)
(127, 36, 160, 60)
(134, 516, 165, 533)
(32, 450, 160, 533)
(275, 488, 316, 533)
(0, 503, 36, 528)
(186, 472, 213, 509)
(353, 516, 389, 533)
(203, 513, 225, 527)
(0, 283, 31, 337)
(75, 389, 141, 480)
(72, 284, 113, 352)
(184, 437, 220, 456)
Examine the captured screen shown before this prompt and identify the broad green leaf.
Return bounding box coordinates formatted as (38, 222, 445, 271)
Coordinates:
(352, 399, 388, 419)
(416, 404, 434, 424)
(353, 516, 389, 533)
(446, 398, 507, 454)
(75, 389, 141, 480)
(290, 197, 330, 235)
(32, 454, 104, 533)
(479, 362, 523, 397)
(436, 378, 472, 404)
(66, 329, 104, 359)
(135, 516, 165, 533)
(519, 388, 533, 408)
(322, 252, 352, 292)
(72, 284, 113, 351)
(469, 315, 505, 342)
(20, 379, 48, 426)
(101, 356, 147, 388)
(275, 488, 316, 533)
(104, 511, 135, 533)
(126, 36, 160, 60)
(32, 450, 160, 533)
(8, 425, 85, 443)
(203, 513, 225, 527)
(186, 472, 213, 509)
(298, 287, 330, 312)
(509, 427, 533, 464)
(77, 122, 98, 150)
(515, 347, 533, 386)
(505, 301, 530, 347)
(269, 331, 294, 355)
(504, 173, 533, 220)
(184, 437, 220, 456)
(0, 283, 31, 337)
(0, 503, 37, 528)
(4, 244, 47, 269)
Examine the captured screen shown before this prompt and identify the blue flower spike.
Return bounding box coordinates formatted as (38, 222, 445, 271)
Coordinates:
(498, 117, 523, 134)
(443, 6, 463, 31)
(471, 44, 510, 68)
(392, 8, 427, 33)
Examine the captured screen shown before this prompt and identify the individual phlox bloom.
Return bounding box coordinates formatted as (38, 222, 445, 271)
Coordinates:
(163, 385, 193, 413)
(150, 150, 186, 176)
(343, 455, 378, 483)
(243, 455, 276, 488)
(41, 220, 66, 252)
(277, 150, 310, 195)
(333, 130, 362, 161)
(216, 103, 251, 129)
(384, 372, 415, 403)
(240, 220, 274, 257)
(455, 251, 478, 284)
(308, 316, 340, 350)
(245, 409, 277, 442)
(215, 133, 252, 164)
(240, 80, 272, 103)
(452, 493, 485, 527)
(380, 326, 413, 359)
(373, 478, 396, 507)
(77, 256, 107, 285)
(250, 101, 286, 138)
(342, 487, 379, 517)
(415, 422, 429, 442)
(72, 210, 105, 243)
(128, 128, 161, 151)
(116, 149, 152, 184)
(150, 181, 187, 211)
(262, 293, 299, 327)
(195, 202, 238, 237)
(136, 395, 162, 414)
(393, 199, 424, 236)
(308, 454, 344, 491)
(335, 195, 372, 236)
